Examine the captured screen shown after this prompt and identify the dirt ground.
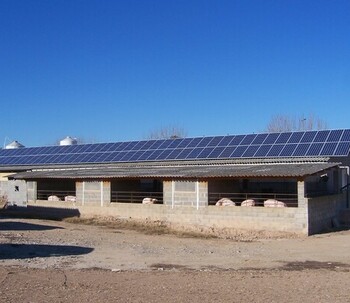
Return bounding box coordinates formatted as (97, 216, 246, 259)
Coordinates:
(1, 216, 350, 302)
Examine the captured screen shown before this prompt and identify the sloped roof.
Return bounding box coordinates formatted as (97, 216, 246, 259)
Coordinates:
(1, 129, 349, 168)
(10, 161, 338, 180)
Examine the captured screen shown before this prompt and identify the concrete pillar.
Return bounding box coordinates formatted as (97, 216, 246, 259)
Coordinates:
(297, 180, 307, 208)
(163, 180, 208, 208)
(76, 180, 111, 206)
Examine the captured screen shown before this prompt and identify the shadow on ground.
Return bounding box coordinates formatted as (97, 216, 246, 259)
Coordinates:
(0, 205, 80, 221)
(280, 260, 350, 271)
(0, 221, 64, 231)
(0, 244, 93, 259)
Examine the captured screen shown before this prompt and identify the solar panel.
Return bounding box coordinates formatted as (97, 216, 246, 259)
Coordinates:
(252, 134, 268, 145)
(279, 144, 298, 157)
(176, 148, 193, 159)
(186, 137, 203, 148)
(130, 141, 148, 150)
(263, 133, 279, 144)
(276, 133, 291, 144)
(138, 150, 156, 161)
(218, 136, 235, 146)
(140, 140, 157, 150)
(218, 146, 237, 158)
(230, 135, 245, 145)
(1, 129, 350, 166)
(166, 149, 182, 160)
(147, 140, 164, 150)
(155, 149, 173, 160)
(340, 129, 350, 142)
(128, 150, 145, 161)
(111, 152, 125, 162)
(187, 148, 203, 159)
(207, 147, 225, 158)
(254, 145, 272, 157)
(242, 145, 259, 157)
(327, 129, 343, 142)
(306, 143, 324, 156)
(231, 145, 248, 157)
(167, 139, 183, 149)
(208, 136, 224, 147)
(152, 150, 167, 161)
(320, 143, 338, 155)
(288, 132, 303, 143)
(267, 145, 284, 157)
(334, 142, 350, 156)
(314, 130, 330, 142)
(198, 147, 215, 158)
(155, 140, 172, 149)
(300, 131, 317, 143)
(177, 138, 193, 148)
(196, 137, 212, 147)
(292, 143, 310, 157)
(240, 134, 256, 145)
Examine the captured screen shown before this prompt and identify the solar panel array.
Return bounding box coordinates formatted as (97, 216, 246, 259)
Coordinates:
(1, 129, 350, 166)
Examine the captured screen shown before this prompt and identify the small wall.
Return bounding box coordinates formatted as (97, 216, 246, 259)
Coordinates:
(29, 200, 308, 234)
(307, 192, 347, 234)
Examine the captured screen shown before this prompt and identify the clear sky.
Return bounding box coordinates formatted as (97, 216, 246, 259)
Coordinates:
(1, 0, 349, 147)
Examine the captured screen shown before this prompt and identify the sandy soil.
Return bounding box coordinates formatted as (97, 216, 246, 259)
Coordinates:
(1, 217, 350, 302)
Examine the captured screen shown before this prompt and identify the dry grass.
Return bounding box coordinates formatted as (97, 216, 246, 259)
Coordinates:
(0, 206, 301, 241)
(0, 195, 8, 209)
(63, 216, 217, 239)
(62, 216, 301, 241)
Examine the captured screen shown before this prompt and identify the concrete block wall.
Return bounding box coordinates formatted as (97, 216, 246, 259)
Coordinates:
(26, 181, 37, 202)
(163, 180, 208, 208)
(163, 181, 172, 206)
(76, 182, 83, 205)
(28, 179, 346, 235)
(307, 192, 347, 234)
(29, 200, 308, 234)
(76, 181, 111, 206)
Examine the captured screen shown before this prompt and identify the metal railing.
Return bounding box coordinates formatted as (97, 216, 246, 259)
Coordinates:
(208, 192, 298, 207)
(111, 191, 163, 204)
(37, 190, 76, 201)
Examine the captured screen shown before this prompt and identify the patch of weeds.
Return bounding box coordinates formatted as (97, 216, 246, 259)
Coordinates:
(63, 217, 217, 239)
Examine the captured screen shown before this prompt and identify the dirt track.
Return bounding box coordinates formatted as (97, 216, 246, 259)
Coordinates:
(1, 217, 350, 302)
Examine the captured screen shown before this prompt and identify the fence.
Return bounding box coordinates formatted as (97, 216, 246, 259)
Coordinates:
(209, 192, 298, 207)
(111, 191, 163, 204)
(37, 189, 297, 206)
(37, 190, 76, 201)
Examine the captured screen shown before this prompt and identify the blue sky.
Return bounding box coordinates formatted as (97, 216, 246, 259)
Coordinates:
(1, 0, 349, 147)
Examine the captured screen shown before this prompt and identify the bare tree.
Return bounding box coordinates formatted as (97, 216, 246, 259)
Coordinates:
(265, 114, 328, 133)
(146, 125, 187, 140)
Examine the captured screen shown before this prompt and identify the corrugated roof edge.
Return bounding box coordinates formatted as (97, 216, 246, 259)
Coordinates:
(9, 162, 339, 180)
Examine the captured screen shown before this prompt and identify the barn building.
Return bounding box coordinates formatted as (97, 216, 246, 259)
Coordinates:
(1, 129, 350, 235)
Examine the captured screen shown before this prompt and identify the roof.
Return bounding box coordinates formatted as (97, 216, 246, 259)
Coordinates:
(10, 160, 339, 180)
(1, 129, 350, 168)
